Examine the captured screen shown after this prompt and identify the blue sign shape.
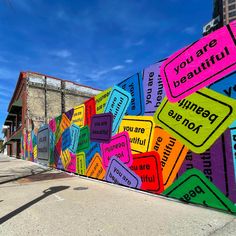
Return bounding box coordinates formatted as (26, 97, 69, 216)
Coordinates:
(68, 124, 80, 153)
(85, 142, 101, 167)
(118, 72, 145, 116)
(62, 128, 71, 151)
(104, 85, 131, 135)
(208, 72, 236, 99)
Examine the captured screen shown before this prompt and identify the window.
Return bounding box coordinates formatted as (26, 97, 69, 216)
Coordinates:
(229, 10, 236, 17)
(228, 0, 235, 4)
(229, 4, 236, 10)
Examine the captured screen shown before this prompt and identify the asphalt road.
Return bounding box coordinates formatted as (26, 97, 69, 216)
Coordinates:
(0, 154, 235, 236)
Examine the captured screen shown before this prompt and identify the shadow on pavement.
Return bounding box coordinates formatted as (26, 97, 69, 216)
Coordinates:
(0, 186, 70, 225)
(73, 187, 88, 191)
(0, 168, 52, 185)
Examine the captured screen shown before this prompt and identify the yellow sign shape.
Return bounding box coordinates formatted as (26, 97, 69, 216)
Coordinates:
(95, 88, 112, 114)
(85, 153, 106, 180)
(61, 149, 71, 168)
(33, 146, 37, 159)
(72, 104, 85, 127)
(60, 113, 71, 132)
(154, 88, 236, 153)
(118, 116, 154, 154)
(151, 126, 188, 189)
(76, 152, 86, 175)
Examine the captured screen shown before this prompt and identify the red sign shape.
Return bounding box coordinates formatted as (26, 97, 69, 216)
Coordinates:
(130, 151, 164, 194)
(85, 97, 96, 126)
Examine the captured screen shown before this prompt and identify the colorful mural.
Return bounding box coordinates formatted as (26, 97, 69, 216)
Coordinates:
(22, 21, 236, 215)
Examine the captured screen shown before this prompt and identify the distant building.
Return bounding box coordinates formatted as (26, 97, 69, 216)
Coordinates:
(203, 0, 236, 36)
(222, 0, 236, 24)
(2, 72, 101, 158)
(0, 139, 4, 153)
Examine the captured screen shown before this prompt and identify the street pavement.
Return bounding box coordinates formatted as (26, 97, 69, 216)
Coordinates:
(0, 154, 235, 236)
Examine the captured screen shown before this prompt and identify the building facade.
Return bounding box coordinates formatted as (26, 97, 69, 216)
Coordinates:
(2, 72, 100, 158)
(222, 0, 236, 24)
(203, 0, 236, 35)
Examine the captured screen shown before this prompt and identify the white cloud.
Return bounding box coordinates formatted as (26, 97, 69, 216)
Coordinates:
(0, 91, 11, 97)
(134, 40, 144, 46)
(0, 68, 18, 81)
(67, 61, 77, 66)
(125, 59, 133, 64)
(112, 65, 124, 70)
(183, 26, 196, 35)
(87, 64, 125, 80)
(51, 49, 71, 58)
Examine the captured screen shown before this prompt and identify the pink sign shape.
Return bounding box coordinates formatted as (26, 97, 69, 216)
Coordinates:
(101, 131, 133, 169)
(160, 20, 236, 102)
(49, 118, 56, 133)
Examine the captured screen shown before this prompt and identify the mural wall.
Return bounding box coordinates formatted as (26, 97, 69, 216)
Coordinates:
(22, 21, 236, 214)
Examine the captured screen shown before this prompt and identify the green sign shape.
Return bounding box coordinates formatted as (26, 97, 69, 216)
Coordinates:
(77, 126, 90, 152)
(163, 168, 236, 214)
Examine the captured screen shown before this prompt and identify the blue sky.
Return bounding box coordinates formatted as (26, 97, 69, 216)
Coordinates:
(0, 0, 212, 137)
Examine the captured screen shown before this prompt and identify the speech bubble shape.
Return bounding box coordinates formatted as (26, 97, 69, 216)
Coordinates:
(101, 131, 133, 169)
(61, 149, 71, 169)
(154, 88, 236, 153)
(230, 125, 236, 180)
(54, 148, 61, 169)
(65, 108, 74, 121)
(85, 142, 101, 167)
(118, 116, 154, 154)
(161, 21, 236, 102)
(62, 128, 71, 151)
(55, 136, 62, 156)
(85, 153, 106, 180)
(49, 118, 56, 133)
(76, 152, 86, 175)
(33, 146, 37, 159)
(60, 113, 71, 132)
(178, 128, 236, 203)
(105, 157, 142, 188)
(117, 72, 145, 115)
(55, 115, 62, 144)
(84, 97, 96, 126)
(130, 151, 164, 193)
(90, 113, 113, 143)
(72, 104, 85, 127)
(163, 168, 236, 214)
(143, 60, 166, 116)
(104, 86, 131, 135)
(66, 152, 76, 173)
(77, 126, 90, 152)
(208, 72, 236, 99)
(95, 88, 112, 114)
(150, 126, 188, 189)
(68, 124, 80, 154)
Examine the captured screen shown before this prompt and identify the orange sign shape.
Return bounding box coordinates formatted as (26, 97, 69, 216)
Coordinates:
(151, 126, 188, 189)
(85, 153, 106, 180)
(60, 113, 71, 132)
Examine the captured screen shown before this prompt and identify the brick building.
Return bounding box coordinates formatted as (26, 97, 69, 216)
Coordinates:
(2, 72, 100, 158)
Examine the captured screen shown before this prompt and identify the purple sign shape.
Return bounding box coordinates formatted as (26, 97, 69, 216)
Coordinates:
(65, 108, 74, 121)
(178, 128, 236, 203)
(143, 60, 166, 116)
(105, 157, 142, 188)
(90, 113, 113, 143)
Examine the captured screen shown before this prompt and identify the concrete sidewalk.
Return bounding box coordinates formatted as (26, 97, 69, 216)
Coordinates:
(0, 154, 235, 236)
